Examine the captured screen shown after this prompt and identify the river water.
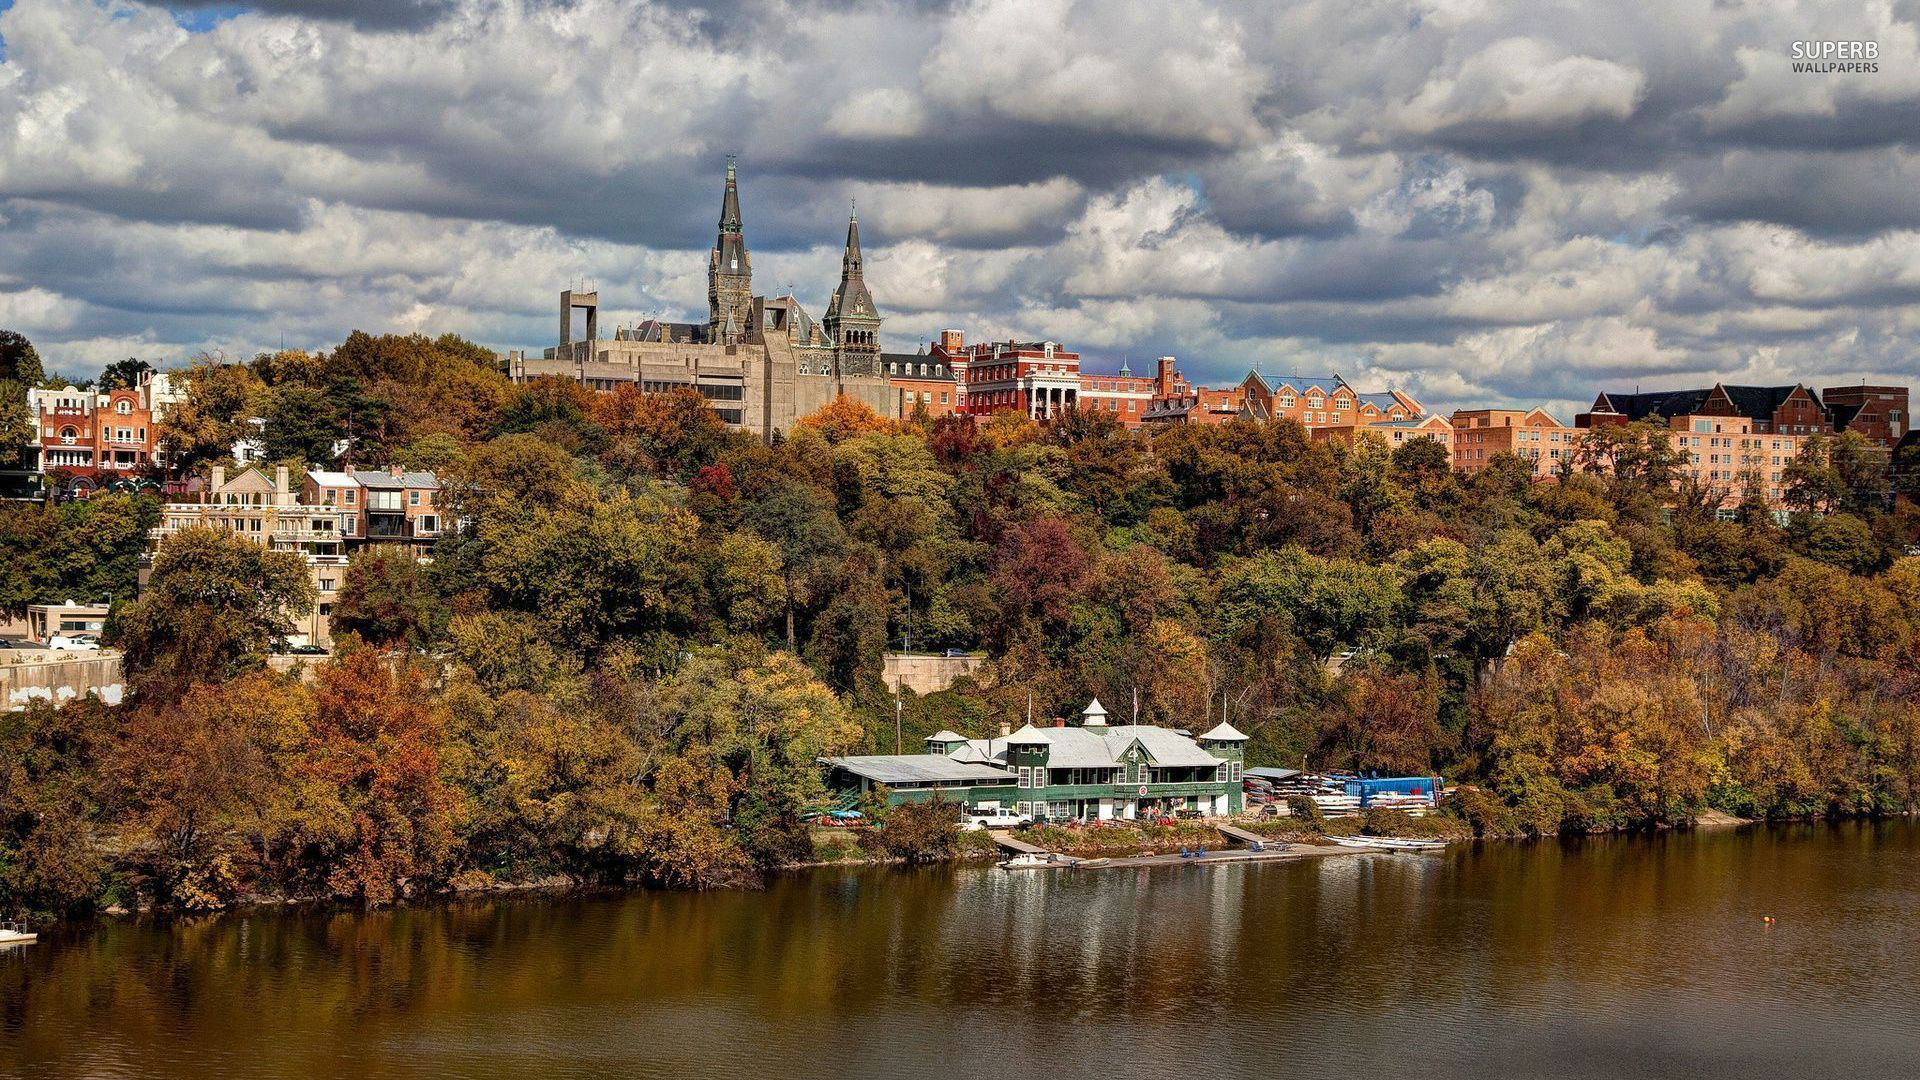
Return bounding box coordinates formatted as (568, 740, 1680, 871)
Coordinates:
(3, 821, 1917, 1079)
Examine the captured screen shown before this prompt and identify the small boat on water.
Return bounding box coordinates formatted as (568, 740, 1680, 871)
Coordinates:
(1325, 834, 1449, 852)
(1070, 858, 1111, 869)
(999, 853, 1062, 870)
(0, 921, 36, 946)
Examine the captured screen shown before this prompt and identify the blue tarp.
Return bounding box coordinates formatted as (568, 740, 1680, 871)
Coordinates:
(1343, 776, 1441, 805)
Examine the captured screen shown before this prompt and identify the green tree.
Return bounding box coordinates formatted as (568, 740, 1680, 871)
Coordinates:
(97, 358, 155, 392)
(0, 330, 43, 385)
(111, 528, 315, 698)
(261, 385, 345, 465)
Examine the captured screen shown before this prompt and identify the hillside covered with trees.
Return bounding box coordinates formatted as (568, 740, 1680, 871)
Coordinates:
(6, 332, 1920, 916)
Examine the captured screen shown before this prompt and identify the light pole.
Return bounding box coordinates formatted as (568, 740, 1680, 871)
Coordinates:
(894, 691, 903, 755)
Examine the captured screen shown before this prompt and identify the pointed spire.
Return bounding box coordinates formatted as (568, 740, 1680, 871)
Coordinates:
(719, 156, 742, 233)
(842, 205, 863, 277)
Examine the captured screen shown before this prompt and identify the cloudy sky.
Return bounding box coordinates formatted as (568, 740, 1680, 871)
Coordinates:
(2, 0, 1919, 415)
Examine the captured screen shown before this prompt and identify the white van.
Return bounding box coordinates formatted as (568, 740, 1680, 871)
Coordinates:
(47, 634, 101, 651)
(960, 805, 1032, 831)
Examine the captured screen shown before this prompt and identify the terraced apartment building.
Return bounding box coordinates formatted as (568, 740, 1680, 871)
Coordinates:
(821, 698, 1248, 821)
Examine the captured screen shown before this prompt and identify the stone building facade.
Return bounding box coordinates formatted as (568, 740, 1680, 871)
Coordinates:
(504, 163, 894, 439)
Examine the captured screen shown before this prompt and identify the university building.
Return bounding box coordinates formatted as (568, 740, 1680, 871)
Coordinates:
(503, 162, 894, 439)
(821, 698, 1248, 821)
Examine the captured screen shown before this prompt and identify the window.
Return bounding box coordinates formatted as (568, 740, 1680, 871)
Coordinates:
(116, 400, 131, 415)
(1018, 766, 1031, 789)
(345, 489, 356, 505)
(318, 603, 332, 617)
(340, 515, 356, 537)
(417, 515, 439, 534)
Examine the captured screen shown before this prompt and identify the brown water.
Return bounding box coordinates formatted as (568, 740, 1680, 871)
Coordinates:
(3, 822, 1918, 1079)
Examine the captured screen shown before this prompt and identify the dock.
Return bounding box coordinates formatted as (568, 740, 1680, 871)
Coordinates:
(1215, 823, 1275, 847)
(0, 923, 36, 946)
(988, 830, 1049, 856)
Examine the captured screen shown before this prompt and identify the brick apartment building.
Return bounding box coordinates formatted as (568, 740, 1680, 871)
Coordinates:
(883, 343, 961, 419)
(1821, 385, 1909, 447)
(1451, 408, 1580, 477)
(949, 337, 1083, 419)
(1240, 372, 1422, 427)
(150, 464, 444, 647)
(1577, 384, 1824, 509)
(1313, 413, 1454, 453)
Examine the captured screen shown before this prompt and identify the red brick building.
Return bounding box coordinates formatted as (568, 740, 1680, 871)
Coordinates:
(1240, 371, 1421, 427)
(883, 347, 961, 419)
(29, 375, 164, 496)
(951, 337, 1082, 419)
(1822, 385, 1909, 448)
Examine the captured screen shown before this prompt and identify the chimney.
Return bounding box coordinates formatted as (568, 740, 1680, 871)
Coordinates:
(274, 466, 289, 504)
(210, 465, 226, 496)
(1053, 717, 1065, 728)
(999, 721, 1011, 737)
(344, 463, 354, 477)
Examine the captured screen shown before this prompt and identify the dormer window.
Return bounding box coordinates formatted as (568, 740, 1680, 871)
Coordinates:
(115, 400, 132, 415)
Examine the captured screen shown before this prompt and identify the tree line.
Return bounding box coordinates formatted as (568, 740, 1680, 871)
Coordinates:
(4, 328, 1920, 916)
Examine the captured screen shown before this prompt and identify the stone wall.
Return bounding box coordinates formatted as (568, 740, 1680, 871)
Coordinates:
(882, 652, 986, 695)
(1, 650, 125, 709)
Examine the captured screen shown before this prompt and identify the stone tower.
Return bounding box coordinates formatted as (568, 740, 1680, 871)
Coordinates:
(823, 204, 881, 377)
(708, 158, 753, 344)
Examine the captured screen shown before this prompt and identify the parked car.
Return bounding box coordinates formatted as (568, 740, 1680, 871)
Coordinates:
(943, 648, 971, 658)
(960, 807, 1033, 831)
(47, 634, 101, 651)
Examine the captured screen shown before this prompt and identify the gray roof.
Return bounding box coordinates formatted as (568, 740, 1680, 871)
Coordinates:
(1199, 721, 1249, 742)
(306, 470, 358, 487)
(357, 470, 439, 490)
(985, 723, 1226, 769)
(821, 755, 1015, 785)
(1247, 767, 1302, 782)
(924, 730, 966, 744)
(1106, 725, 1227, 768)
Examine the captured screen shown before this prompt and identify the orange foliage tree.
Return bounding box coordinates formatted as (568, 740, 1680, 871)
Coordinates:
(797, 394, 892, 444)
(283, 650, 458, 905)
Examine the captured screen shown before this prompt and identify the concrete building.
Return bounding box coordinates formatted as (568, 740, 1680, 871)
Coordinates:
(1451, 407, 1579, 477)
(822, 698, 1247, 821)
(504, 162, 894, 438)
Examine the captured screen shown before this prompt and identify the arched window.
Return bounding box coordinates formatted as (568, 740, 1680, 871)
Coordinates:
(115, 399, 132, 415)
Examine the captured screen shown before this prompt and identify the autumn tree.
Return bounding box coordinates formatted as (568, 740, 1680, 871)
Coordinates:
(109, 672, 311, 910)
(332, 545, 447, 649)
(274, 651, 458, 905)
(798, 394, 892, 443)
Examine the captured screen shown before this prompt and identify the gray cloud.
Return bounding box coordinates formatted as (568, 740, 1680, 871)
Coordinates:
(2, 0, 1920, 412)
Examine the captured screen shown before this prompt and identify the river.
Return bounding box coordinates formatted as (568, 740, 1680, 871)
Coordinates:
(3, 821, 1917, 1079)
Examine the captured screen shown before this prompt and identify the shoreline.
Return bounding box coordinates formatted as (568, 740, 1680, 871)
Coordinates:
(36, 809, 1854, 930)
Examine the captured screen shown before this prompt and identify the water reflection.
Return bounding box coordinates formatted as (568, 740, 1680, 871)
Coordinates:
(4, 822, 1918, 1078)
